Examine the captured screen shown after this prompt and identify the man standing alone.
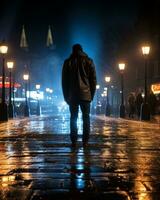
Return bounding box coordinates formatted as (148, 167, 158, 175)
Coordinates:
(62, 44, 97, 147)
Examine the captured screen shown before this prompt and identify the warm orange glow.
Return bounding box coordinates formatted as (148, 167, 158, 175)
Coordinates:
(105, 76, 111, 83)
(0, 45, 8, 54)
(0, 82, 21, 88)
(142, 46, 150, 55)
(7, 61, 14, 69)
(0, 77, 20, 88)
(118, 63, 125, 71)
(23, 74, 29, 81)
(151, 83, 160, 94)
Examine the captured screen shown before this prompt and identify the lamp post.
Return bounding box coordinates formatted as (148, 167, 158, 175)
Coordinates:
(7, 61, 14, 118)
(96, 84, 100, 114)
(141, 45, 150, 120)
(118, 63, 125, 118)
(105, 76, 111, 116)
(23, 73, 30, 117)
(49, 89, 53, 103)
(12, 73, 16, 116)
(36, 84, 40, 116)
(0, 41, 8, 121)
(45, 88, 50, 100)
(111, 85, 114, 115)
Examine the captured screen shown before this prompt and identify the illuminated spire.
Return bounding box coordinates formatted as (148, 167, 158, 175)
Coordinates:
(46, 25, 53, 47)
(20, 25, 28, 49)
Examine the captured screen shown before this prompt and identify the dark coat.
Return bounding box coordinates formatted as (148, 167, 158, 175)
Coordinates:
(62, 51, 97, 104)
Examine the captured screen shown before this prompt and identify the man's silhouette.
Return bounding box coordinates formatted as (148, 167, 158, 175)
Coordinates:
(62, 44, 97, 147)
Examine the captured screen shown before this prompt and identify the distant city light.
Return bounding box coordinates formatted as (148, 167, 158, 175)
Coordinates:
(142, 93, 145, 98)
(49, 89, 53, 93)
(27, 91, 44, 100)
(96, 84, 100, 89)
(105, 76, 111, 83)
(23, 74, 29, 81)
(36, 84, 40, 90)
(46, 88, 50, 92)
(7, 61, 14, 69)
(103, 91, 107, 95)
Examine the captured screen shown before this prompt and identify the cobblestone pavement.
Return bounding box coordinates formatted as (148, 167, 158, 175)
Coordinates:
(0, 114, 160, 200)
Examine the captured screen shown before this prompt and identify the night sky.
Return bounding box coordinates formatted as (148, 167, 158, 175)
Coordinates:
(0, 0, 155, 95)
(1, 1, 139, 52)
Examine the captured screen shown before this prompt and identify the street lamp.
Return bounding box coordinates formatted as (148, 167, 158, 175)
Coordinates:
(0, 41, 8, 121)
(46, 88, 50, 92)
(49, 89, 53, 94)
(111, 85, 114, 115)
(23, 73, 30, 117)
(45, 88, 50, 100)
(7, 61, 14, 118)
(96, 84, 100, 90)
(118, 63, 125, 118)
(141, 45, 150, 120)
(36, 84, 41, 116)
(36, 84, 40, 90)
(96, 84, 100, 114)
(105, 76, 111, 116)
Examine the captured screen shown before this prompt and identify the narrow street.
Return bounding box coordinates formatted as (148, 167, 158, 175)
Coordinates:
(0, 115, 160, 199)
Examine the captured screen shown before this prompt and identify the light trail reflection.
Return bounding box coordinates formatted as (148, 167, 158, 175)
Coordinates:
(1, 175, 16, 187)
(69, 147, 92, 192)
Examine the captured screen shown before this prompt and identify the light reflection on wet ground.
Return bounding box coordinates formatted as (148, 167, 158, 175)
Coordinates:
(0, 115, 159, 199)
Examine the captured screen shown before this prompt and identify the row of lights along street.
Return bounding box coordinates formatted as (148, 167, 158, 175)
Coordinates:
(96, 45, 150, 120)
(0, 40, 151, 121)
(100, 63, 125, 118)
(0, 40, 53, 121)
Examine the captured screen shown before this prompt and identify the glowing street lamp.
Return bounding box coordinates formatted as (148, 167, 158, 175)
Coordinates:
(105, 76, 111, 116)
(46, 88, 53, 101)
(36, 84, 40, 90)
(23, 74, 29, 81)
(7, 61, 14, 69)
(119, 63, 125, 71)
(35, 84, 41, 116)
(142, 46, 150, 55)
(105, 76, 111, 83)
(45, 88, 50, 100)
(49, 89, 53, 94)
(96, 84, 100, 114)
(46, 88, 50, 92)
(0, 40, 8, 121)
(118, 63, 126, 118)
(7, 61, 14, 118)
(0, 44, 8, 54)
(23, 73, 30, 117)
(96, 84, 100, 90)
(103, 90, 107, 95)
(141, 45, 151, 120)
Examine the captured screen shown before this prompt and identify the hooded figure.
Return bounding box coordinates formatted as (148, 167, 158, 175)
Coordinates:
(62, 44, 97, 147)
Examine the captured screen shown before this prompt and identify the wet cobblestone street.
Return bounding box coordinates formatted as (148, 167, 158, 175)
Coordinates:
(0, 114, 160, 200)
